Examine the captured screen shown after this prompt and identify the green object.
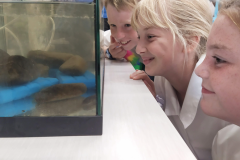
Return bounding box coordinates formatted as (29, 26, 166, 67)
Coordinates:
(132, 62, 144, 70)
(133, 65, 141, 70)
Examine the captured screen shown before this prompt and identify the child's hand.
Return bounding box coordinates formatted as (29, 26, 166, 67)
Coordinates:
(130, 70, 156, 97)
(108, 35, 127, 59)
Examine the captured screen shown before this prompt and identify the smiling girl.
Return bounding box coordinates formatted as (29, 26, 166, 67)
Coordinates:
(130, 0, 229, 159)
(195, 0, 240, 159)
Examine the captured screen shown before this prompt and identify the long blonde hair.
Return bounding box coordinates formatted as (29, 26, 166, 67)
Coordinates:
(131, 0, 213, 60)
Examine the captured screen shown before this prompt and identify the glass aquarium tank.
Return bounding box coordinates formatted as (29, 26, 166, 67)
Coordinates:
(0, 0, 104, 136)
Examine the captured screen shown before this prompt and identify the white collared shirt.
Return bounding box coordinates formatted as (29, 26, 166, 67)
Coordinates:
(155, 54, 205, 128)
(154, 54, 230, 160)
(212, 124, 240, 160)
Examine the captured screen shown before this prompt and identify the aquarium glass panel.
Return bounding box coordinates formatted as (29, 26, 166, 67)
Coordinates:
(0, 1, 100, 117)
(97, 0, 104, 116)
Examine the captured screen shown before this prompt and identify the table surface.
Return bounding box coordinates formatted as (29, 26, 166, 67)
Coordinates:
(0, 59, 196, 160)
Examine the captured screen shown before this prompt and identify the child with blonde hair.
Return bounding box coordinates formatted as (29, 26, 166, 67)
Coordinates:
(196, 0, 240, 159)
(104, 0, 139, 59)
(104, 0, 154, 79)
(130, 0, 229, 159)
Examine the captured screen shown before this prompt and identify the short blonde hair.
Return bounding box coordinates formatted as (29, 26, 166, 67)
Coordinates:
(219, 0, 240, 30)
(105, 0, 139, 11)
(131, 0, 213, 59)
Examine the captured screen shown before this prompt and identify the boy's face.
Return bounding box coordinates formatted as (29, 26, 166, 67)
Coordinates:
(195, 15, 240, 125)
(106, 4, 138, 51)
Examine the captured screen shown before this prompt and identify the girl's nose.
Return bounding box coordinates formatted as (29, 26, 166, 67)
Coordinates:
(195, 61, 210, 79)
(136, 39, 146, 55)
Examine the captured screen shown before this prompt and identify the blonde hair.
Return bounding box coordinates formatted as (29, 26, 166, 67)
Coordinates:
(219, 0, 240, 31)
(131, 0, 213, 60)
(105, 0, 139, 11)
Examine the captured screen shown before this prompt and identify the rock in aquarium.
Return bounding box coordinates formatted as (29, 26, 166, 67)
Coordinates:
(35, 83, 87, 103)
(0, 55, 43, 86)
(36, 63, 50, 77)
(59, 55, 87, 76)
(28, 50, 73, 68)
(35, 96, 85, 116)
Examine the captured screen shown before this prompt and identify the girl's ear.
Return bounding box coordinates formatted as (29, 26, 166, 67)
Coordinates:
(186, 36, 201, 54)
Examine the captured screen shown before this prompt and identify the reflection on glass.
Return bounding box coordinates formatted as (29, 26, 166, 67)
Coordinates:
(0, 2, 97, 117)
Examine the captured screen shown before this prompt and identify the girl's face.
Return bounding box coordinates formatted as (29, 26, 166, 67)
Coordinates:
(136, 27, 184, 76)
(107, 4, 138, 50)
(195, 14, 240, 125)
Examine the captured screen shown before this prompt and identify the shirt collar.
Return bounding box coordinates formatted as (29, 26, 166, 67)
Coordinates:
(164, 54, 206, 128)
(180, 54, 206, 128)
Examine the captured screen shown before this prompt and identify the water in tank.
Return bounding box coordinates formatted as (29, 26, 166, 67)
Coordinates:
(0, 0, 102, 117)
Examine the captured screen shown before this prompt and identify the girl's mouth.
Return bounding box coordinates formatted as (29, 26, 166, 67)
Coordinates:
(142, 57, 155, 65)
(202, 87, 215, 94)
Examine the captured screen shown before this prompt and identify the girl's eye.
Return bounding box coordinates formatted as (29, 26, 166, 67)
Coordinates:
(125, 24, 131, 27)
(147, 35, 155, 39)
(110, 24, 116, 27)
(213, 56, 226, 64)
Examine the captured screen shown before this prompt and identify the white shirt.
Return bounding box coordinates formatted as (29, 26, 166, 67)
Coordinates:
(104, 30, 111, 47)
(212, 124, 240, 160)
(154, 54, 230, 160)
